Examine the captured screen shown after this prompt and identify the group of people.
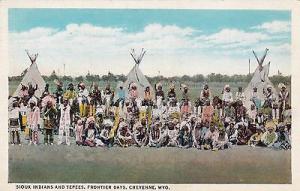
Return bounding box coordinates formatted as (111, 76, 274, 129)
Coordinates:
(8, 80, 291, 151)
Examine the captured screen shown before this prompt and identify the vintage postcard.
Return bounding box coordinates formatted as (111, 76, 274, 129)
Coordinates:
(1, 0, 300, 191)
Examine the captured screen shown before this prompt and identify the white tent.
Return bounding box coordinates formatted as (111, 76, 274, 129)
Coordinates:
(243, 49, 277, 109)
(115, 49, 153, 99)
(12, 51, 46, 98)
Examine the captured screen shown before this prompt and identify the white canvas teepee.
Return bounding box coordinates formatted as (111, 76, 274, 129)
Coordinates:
(116, 49, 153, 99)
(12, 51, 46, 98)
(244, 49, 277, 109)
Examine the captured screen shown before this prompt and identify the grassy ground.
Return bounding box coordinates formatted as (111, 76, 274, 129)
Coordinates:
(8, 134, 291, 184)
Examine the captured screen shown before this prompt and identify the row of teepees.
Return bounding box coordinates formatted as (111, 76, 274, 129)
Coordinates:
(12, 48, 276, 110)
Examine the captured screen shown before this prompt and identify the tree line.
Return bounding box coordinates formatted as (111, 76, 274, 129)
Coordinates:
(8, 70, 291, 86)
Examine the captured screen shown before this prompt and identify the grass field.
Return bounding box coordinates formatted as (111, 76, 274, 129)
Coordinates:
(8, 133, 291, 184)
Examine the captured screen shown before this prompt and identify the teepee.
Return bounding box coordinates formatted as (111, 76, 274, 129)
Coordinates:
(116, 49, 153, 99)
(244, 48, 277, 109)
(12, 50, 46, 98)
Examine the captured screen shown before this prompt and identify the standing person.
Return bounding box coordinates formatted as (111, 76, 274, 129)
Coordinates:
(75, 119, 84, 146)
(28, 83, 38, 100)
(278, 83, 289, 121)
(43, 101, 57, 145)
(200, 83, 211, 103)
(54, 80, 64, 105)
(19, 101, 29, 132)
(58, 99, 71, 145)
(167, 83, 177, 106)
(78, 82, 89, 117)
(27, 99, 40, 145)
(202, 100, 214, 125)
(250, 87, 261, 110)
(144, 86, 153, 106)
(19, 84, 29, 102)
(222, 84, 233, 105)
(263, 85, 276, 109)
(41, 83, 50, 99)
(116, 85, 125, 107)
(9, 102, 21, 145)
(129, 83, 138, 101)
(91, 84, 102, 106)
(235, 87, 246, 105)
(155, 83, 165, 109)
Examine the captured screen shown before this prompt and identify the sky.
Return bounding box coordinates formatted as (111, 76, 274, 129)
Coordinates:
(8, 9, 291, 77)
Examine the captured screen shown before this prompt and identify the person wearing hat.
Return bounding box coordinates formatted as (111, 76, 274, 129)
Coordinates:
(278, 83, 289, 121)
(9, 101, 21, 145)
(58, 99, 71, 145)
(82, 116, 99, 147)
(261, 123, 277, 148)
(263, 85, 276, 109)
(27, 99, 40, 145)
(43, 100, 57, 145)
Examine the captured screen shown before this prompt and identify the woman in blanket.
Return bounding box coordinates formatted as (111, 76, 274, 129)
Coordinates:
(117, 122, 133, 147)
(82, 117, 99, 147)
(178, 120, 192, 148)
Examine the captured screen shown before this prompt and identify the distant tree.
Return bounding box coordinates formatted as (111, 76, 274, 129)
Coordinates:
(75, 76, 84, 82)
(49, 70, 58, 81)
